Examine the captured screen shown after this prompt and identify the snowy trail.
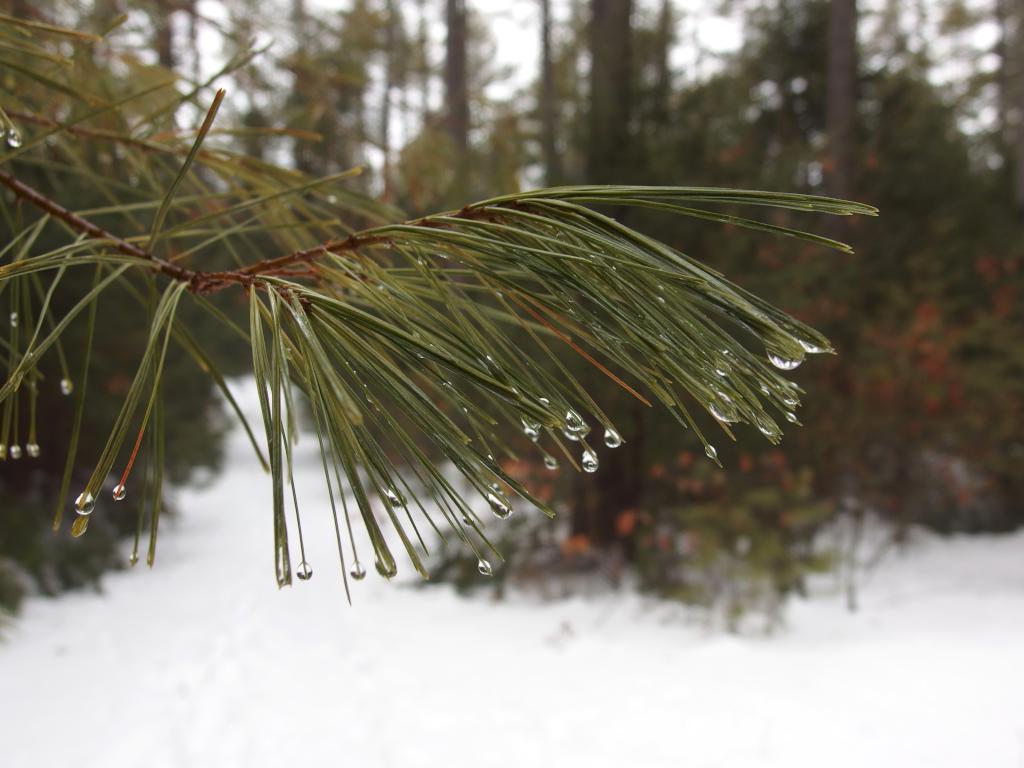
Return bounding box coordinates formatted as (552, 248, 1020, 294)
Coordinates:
(2, 388, 1023, 767)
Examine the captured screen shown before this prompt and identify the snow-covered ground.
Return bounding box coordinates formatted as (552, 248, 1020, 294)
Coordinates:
(2, 386, 1023, 768)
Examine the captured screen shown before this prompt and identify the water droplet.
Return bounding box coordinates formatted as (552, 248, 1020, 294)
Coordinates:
(487, 491, 513, 519)
(757, 424, 780, 439)
(477, 558, 493, 576)
(129, 552, 139, 567)
(326, 194, 338, 205)
(112, 483, 126, 501)
(538, 397, 550, 406)
(8, 444, 22, 460)
(563, 409, 590, 441)
(26, 443, 40, 458)
(603, 428, 622, 448)
(6, 130, 22, 148)
(74, 491, 95, 516)
(350, 562, 367, 580)
(71, 516, 89, 537)
(799, 339, 826, 354)
(759, 384, 772, 396)
(582, 447, 599, 473)
(708, 400, 739, 423)
(60, 378, 74, 396)
(768, 353, 802, 371)
(656, 295, 666, 304)
(296, 561, 313, 580)
(375, 559, 397, 578)
(383, 488, 405, 507)
(521, 418, 540, 441)
(9, 312, 17, 328)
(543, 453, 559, 470)
(784, 411, 799, 424)
(705, 444, 718, 461)
(783, 396, 799, 407)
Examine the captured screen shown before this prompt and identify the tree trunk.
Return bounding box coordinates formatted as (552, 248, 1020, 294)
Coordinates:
(153, 0, 176, 71)
(571, 0, 639, 551)
(445, 0, 469, 191)
(381, 0, 397, 200)
(653, 0, 672, 127)
(825, 0, 857, 201)
(1013, 0, 1024, 213)
(586, 0, 632, 183)
(539, 0, 562, 185)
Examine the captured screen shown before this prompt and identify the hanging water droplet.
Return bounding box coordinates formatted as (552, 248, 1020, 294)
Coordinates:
(783, 396, 799, 407)
(603, 428, 622, 448)
(26, 443, 40, 458)
(768, 353, 803, 371)
(112, 483, 126, 501)
(74, 491, 95, 516)
(708, 400, 739, 423)
(656, 295, 666, 304)
(8, 444, 22, 460)
(486, 491, 513, 519)
(383, 487, 405, 507)
(582, 447, 599, 473)
(9, 311, 17, 328)
(543, 453, 559, 470)
(760, 384, 772, 396)
(521, 418, 540, 441)
(563, 409, 590, 441)
(784, 411, 799, 424)
(758, 424, 780, 440)
(129, 552, 139, 567)
(538, 397, 550, 406)
(350, 562, 367, 581)
(60, 378, 74, 396)
(296, 561, 313, 580)
(71, 515, 89, 537)
(799, 339, 826, 354)
(705, 444, 718, 461)
(375, 559, 397, 578)
(326, 194, 338, 205)
(477, 558, 493, 576)
(6, 129, 22, 148)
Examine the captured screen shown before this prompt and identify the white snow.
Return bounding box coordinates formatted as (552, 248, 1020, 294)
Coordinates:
(2, 383, 1023, 768)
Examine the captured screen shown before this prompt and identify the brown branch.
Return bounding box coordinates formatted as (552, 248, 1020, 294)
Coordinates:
(0, 167, 197, 285)
(0, 167, 493, 295)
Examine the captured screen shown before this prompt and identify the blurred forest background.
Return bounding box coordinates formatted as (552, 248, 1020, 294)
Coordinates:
(1, 0, 1021, 623)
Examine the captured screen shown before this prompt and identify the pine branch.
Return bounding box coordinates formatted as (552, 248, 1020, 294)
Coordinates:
(0, 11, 878, 590)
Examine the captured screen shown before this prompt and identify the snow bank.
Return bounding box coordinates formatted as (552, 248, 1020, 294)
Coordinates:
(1, 383, 1022, 768)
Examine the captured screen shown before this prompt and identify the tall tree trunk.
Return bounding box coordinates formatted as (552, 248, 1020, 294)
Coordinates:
(586, 0, 632, 183)
(445, 0, 469, 192)
(825, 0, 857, 201)
(539, 0, 562, 185)
(289, 0, 314, 175)
(653, 0, 672, 127)
(1012, 0, 1024, 213)
(153, 0, 176, 71)
(381, 0, 397, 200)
(572, 0, 639, 552)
